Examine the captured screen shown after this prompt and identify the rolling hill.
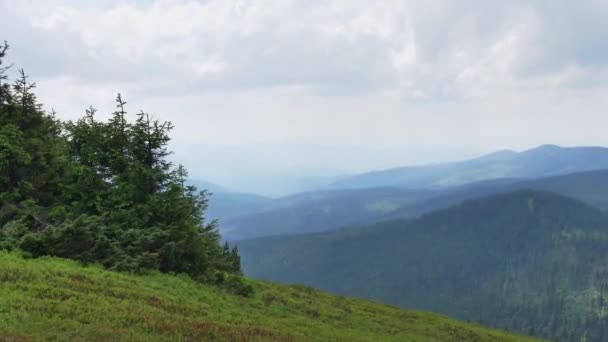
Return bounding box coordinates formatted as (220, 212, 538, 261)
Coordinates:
(239, 190, 608, 341)
(0, 252, 538, 342)
(330, 145, 608, 190)
(386, 168, 608, 220)
(221, 187, 437, 241)
(223, 169, 608, 240)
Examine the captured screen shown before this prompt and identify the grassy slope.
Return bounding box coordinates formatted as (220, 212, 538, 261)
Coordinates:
(0, 253, 539, 342)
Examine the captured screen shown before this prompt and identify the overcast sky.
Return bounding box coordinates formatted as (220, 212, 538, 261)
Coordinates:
(2, 0, 608, 194)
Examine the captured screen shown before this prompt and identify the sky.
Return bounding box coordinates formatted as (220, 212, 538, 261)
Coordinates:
(2, 0, 608, 195)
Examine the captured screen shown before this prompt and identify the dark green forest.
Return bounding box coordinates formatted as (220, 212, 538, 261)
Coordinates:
(240, 190, 608, 341)
(0, 42, 247, 293)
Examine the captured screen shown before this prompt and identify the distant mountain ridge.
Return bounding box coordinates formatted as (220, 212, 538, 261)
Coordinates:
(201, 145, 608, 241)
(223, 168, 608, 240)
(221, 187, 437, 240)
(385, 168, 608, 220)
(330, 145, 608, 190)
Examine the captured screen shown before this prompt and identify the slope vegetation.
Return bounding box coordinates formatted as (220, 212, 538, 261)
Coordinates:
(240, 190, 608, 341)
(0, 253, 538, 342)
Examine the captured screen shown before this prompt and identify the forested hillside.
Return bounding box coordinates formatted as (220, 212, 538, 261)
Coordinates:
(386, 169, 608, 220)
(240, 190, 608, 341)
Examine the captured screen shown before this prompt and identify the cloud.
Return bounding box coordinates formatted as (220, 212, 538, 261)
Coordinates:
(4, 0, 608, 97)
(1, 0, 608, 193)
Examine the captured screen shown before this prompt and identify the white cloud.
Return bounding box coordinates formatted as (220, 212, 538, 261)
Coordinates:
(1, 0, 608, 192)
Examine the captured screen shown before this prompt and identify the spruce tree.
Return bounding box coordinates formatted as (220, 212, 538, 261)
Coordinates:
(0, 41, 11, 105)
(0, 41, 246, 291)
(0, 53, 65, 228)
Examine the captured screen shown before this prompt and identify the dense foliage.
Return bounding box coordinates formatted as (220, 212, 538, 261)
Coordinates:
(0, 252, 540, 341)
(240, 190, 608, 341)
(0, 42, 244, 288)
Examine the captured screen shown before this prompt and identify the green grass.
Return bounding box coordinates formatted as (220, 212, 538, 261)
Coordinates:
(0, 252, 541, 341)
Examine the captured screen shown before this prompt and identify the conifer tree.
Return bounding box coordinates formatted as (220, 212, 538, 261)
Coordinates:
(0, 41, 246, 291)
(0, 52, 64, 220)
(0, 41, 10, 105)
(230, 245, 242, 273)
(107, 94, 131, 180)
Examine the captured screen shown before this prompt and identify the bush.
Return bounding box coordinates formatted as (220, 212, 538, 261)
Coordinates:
(211, 271, 255, 297)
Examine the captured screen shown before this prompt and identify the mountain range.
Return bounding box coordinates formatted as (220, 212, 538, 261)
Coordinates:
(205, 145, 608, 241)
(221, 169, 608, 240)
(198, 144, 608, 341)
(330, 144, 608, 189)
